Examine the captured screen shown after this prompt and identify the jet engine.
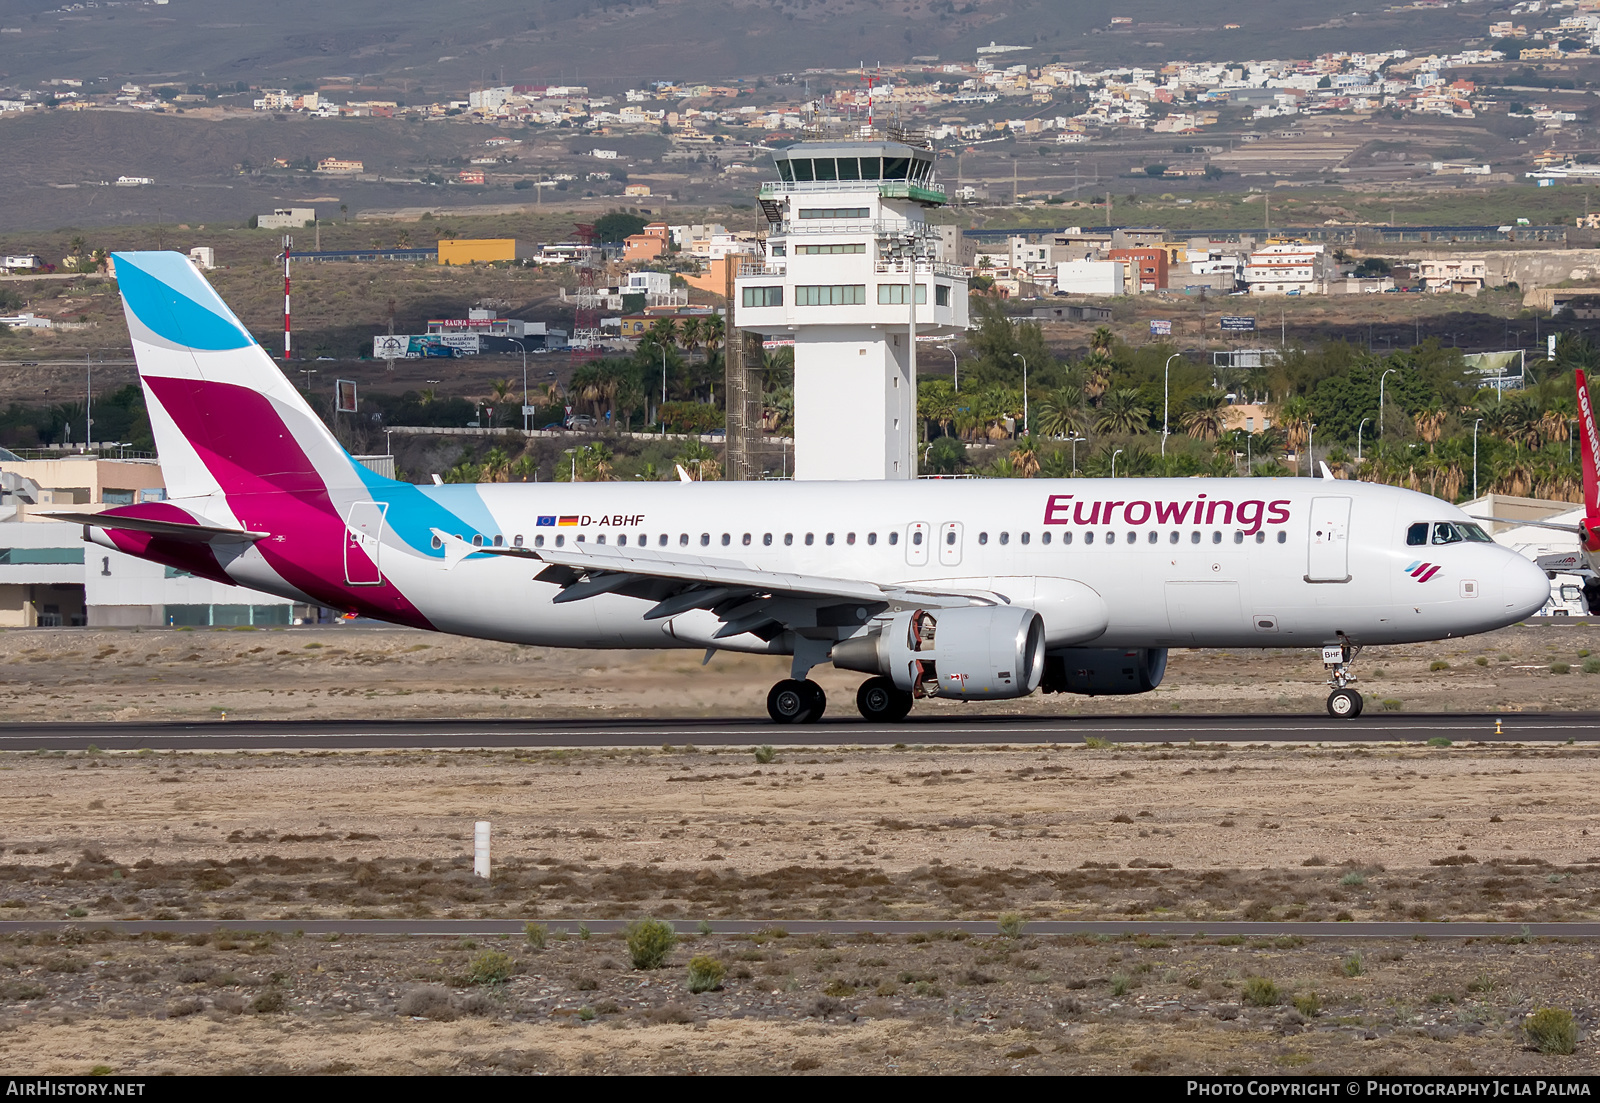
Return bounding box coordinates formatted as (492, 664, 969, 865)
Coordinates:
(1039, 648, 1169, 696)
(831, 606, 1046, 700)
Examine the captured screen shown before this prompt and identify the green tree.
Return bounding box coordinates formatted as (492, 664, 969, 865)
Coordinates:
(593, 211, 648, 243)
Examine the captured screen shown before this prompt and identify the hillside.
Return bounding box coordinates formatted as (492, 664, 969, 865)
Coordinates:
(2, 0, 1491, 90)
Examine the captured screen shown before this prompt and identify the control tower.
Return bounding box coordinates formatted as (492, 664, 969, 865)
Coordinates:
(733, 135, 968, 481)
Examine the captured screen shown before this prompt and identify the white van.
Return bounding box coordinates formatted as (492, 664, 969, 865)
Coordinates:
(1537, 572, 1590, 617)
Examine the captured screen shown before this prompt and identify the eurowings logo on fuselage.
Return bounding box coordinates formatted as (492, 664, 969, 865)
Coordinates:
(1043, 494, 1292, 535)
(1404, 561, 1442, 583)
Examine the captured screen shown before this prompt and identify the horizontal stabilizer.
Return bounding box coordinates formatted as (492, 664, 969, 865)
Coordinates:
(1469, 515, 1586, 535)
(42, 511, 268, 543)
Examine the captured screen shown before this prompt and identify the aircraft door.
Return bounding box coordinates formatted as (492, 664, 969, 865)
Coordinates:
(1306, 496, 1352, 583)
(905, 522, 930, 566)
(938, 522, 963, 567)
(344, 501, 388, 586)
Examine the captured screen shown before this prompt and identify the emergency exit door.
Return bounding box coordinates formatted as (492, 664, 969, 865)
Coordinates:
(344, 501, 388, 586)
(1306, 496, 1351, 583)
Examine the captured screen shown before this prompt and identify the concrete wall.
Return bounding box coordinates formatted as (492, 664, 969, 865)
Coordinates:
(1399, 249, 1600, 296)
(792, 325, 915, 481)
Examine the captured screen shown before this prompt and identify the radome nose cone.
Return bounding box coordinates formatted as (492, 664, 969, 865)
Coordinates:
(1503, 556, 1551, 619)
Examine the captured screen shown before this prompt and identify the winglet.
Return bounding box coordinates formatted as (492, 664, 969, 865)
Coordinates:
(676, 464, 694, 483)
(1319, 461, 1336, 480)
(1577, 369, 1600, 550)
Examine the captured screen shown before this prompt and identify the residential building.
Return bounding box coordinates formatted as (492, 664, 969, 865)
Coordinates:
(314, 158, 363, 175)
(1418, 256, 1487, 295)
(1109, 248, 1169, 292)
(1243, 242, 1328, 295)
(624, 223, 670, 262)
(187, 247, 215, 271)
(1, 255, 44, 273)
(1055, 260, 1126, 296)
(257, 208, 316, 230)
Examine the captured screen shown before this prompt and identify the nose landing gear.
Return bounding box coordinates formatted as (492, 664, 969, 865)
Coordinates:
(1322, 638, 1365, 718)
(767, 679, 827, 724)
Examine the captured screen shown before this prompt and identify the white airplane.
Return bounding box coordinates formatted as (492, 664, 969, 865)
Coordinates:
(50, 253, 1550, 723)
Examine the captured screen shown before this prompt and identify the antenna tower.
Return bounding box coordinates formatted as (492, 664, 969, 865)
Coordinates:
(571, 222, 601, 361)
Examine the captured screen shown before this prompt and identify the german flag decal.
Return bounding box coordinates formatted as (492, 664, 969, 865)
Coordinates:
(558, 516, 580, 527)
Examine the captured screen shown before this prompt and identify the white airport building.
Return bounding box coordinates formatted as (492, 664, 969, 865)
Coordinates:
(733, 138, 968, 480)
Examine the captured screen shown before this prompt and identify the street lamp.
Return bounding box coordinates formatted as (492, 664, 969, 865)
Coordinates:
(1162, 351, 1181, 456)
(1473, 417, 1484, 500)
(1379, 367, 1397, 438)
(940, 344, 959, 392)
(1011, 352, 1028, 436)
(1111, 447, 1123, 478)
(659, 343, 669, 434)
(300, 367, 317, 395)
(1357, 417, 1371, 462)
(1068, 433, 1084, 475)
(562, 447, 578, 483)
(509, 338, 529, 432)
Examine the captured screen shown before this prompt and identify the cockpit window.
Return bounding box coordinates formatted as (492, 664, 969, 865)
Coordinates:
(1406, 522, 1429, 546)
(1432, 522, 1464, 545)
(1459, 523, 1492, 542)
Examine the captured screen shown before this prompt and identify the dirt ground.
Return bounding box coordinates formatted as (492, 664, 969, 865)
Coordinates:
(4, 620, 1600, 723)
(2, 623, 1600, 1074)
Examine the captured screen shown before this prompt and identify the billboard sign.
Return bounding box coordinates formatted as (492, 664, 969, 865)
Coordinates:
(335, 380, 358, 413)
(1220, 316, 1257, 332)
(373, 335, 408, 359)
(1149, 319, 1172, 336)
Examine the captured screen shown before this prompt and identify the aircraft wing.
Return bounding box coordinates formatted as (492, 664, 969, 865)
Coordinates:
(432, 530, 1000, 639)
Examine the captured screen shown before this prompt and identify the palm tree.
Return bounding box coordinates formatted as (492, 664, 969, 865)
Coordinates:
(1094, 388, 1151, 436)
(1009, 436, 1041, 478)
(1276, 396, 1313, 474)
(480, 446, 512, 482)
(1413, 401, 1447, 453)
(1089, 326, 1115, 357)
(701, 315, 725, 356)
(1539, 398, 1576, 448)
(489, 379, 515, 429)
(1081, 351, 1113, 404)
(646, 315, 678, 350)
(679, 316, 703, 356)
(1035, 387, 1088, 439)
(1179, 391, 1228, 441)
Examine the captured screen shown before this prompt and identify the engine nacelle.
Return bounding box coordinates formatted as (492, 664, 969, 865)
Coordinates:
(1040, 647, 1168, 696)
(832, 605, 1046, 700)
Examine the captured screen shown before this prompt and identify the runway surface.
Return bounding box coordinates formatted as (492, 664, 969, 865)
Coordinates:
(1, 918, 1595, 939)
(0, 712, 1593, 752)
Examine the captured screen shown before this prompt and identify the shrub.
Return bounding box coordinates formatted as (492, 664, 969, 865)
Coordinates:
(1551, 662, 1571, 675)
(466, 949, 515, 986)
(754, 745, 775, 764)
(1340, 871, 1367, 887)
(1110, 973, 1131, 996)
(1341, 953, 1365, 977)
(1475, 656, 1489, 667)
(687, 955, 726, 993)
(997, 911, 1024, 938)
(1427, 737, 1452, 748)
(1242, 977, 1280, 1006)
(1524, 1007, 1578, 1055)
(397, 985, 457, 1020)
(525, 922, 547, 950)
(1292, 991, 1322, 1017)
(1584, 660, 1600, 675)
(1430, 660, 1449, 671)
(626, 918, 677, 970)
(1380, 699, 1403, 711)
(250, 987, 286, 1014)
(1083, 736, 1113, 749)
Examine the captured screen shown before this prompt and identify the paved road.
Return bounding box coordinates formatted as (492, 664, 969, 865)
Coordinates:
(0, 918, 1594, 939)
(0, 712, 1592, 752)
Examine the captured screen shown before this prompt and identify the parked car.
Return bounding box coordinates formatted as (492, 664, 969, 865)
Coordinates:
(565, 414, 598, 431)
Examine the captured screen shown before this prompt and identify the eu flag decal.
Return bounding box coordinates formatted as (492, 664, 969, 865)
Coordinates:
(536, 516, 556, 527)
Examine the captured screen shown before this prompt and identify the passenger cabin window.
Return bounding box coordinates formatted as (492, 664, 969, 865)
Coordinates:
(513, 535, 524, 548)
(534, 535, 544, 548)
(889, 532, 899, 545)
(978, 532, 988, 545)
(1407, 522, 1430, 546)
(805, 533, 814, 546)
(912, 531, 923, 546)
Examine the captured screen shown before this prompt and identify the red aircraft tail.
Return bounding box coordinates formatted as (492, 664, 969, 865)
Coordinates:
(1576, 369, 1600, 552)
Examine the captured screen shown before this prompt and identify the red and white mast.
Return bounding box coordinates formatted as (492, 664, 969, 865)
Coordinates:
(282, 234, 292, 362)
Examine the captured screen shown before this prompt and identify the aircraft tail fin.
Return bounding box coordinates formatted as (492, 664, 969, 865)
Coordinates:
(112, 251, 366, 504)
(1576, 369, 1600, 552)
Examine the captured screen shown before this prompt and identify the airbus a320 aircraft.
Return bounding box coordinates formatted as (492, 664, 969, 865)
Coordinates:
(51, 252, 1551, 723)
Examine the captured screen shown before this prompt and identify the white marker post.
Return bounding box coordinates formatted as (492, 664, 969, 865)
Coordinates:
(473, 821, 491, 880)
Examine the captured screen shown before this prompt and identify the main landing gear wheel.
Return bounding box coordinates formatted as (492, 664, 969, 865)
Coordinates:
(855, 676, 913, 722)
(1326, 687, 1363, 719)
(767, 679, 826, 724)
